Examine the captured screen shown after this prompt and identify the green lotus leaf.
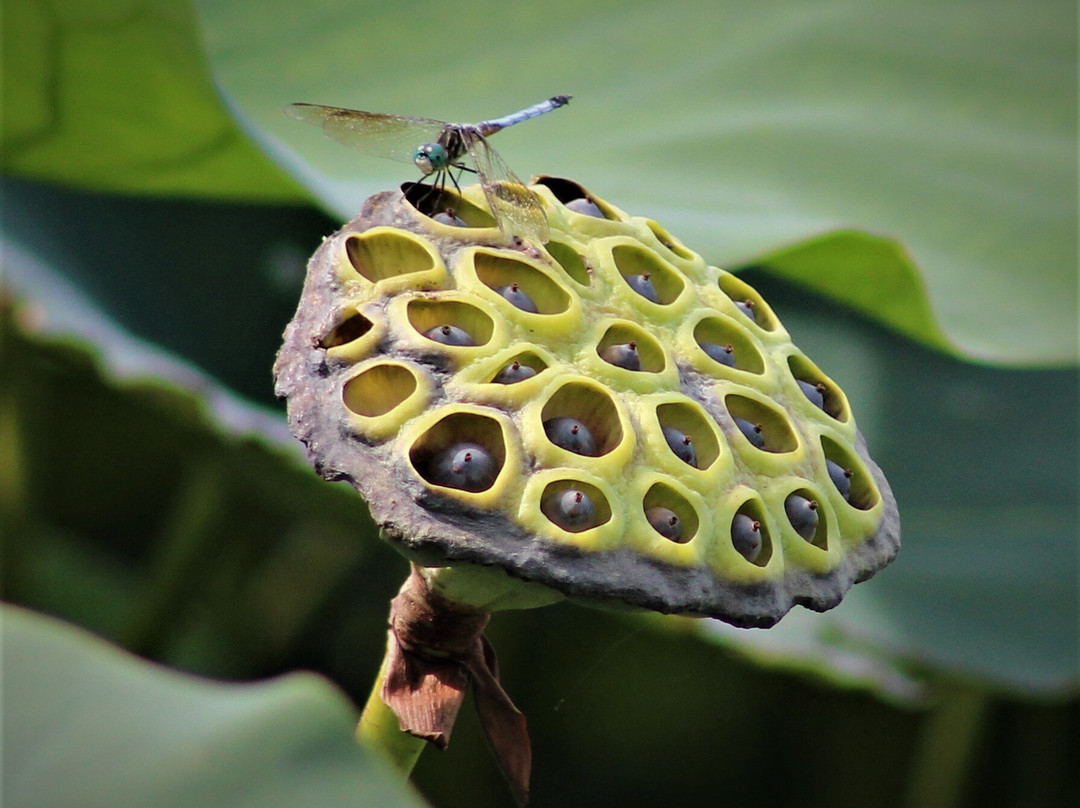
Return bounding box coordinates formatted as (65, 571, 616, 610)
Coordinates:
(2, 606, 428, 808)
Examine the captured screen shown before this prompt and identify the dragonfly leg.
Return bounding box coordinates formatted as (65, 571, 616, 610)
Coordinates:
(447, 167, 463, 195)
(409, 173, 440, 216)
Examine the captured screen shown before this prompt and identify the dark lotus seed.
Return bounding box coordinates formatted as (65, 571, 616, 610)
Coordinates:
(432, 209, 467, 227)
(646, 506, 683, 541)
(565, 197, 605, 218)
(496, 283, 539, 313)
(827, 459, 853, 501)
(492, 360, 538, 384)
(798, 379, 827, 411)
(542, 488, 597, 531)
(701, 342, 736, 368)
(543, 416, 598, 456)
(662, 425, 698, 467)
(735, 298, 756, 322)
(625, 273, 660, 303)
(600, 341, 641, 371)
(427, 443, 498, 492)
(784, 494, 819, 541)
(731, 513, 763, 562)
(735, 417, 766, 450)
(423, 324, 476, 346)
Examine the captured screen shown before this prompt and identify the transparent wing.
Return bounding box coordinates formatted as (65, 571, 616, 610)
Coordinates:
(286, 103, 449, 165)
(460, 128, 550, 243)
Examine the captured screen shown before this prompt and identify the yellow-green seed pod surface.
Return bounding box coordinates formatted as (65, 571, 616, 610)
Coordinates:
(274, 177, 900, 628)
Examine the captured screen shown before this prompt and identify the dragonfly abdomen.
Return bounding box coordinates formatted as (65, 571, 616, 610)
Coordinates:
(477, 95, 572, 137)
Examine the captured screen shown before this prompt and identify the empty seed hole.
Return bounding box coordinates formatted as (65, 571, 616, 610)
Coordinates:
(646, 220, 695, 261)
(317, 310, 373, 349)
(545, 241, 591, 285)
(541, 381, 623, 457)
(724, 394, 799, 454)
(473, 251, 571, 314)
(409, 412, 506, 493)
(343, 363, 419, 417)
(345, 230, 437, 283)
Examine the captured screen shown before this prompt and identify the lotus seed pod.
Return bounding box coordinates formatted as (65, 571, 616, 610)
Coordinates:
(275, 176, 900, 630)
(646, 506, 683, 541)
(497, 283, 539, 313)
(542, 488, 597, 532)
(543, 416, 598, 456)
(424, 323, 476, 346)
(827, 459, 853, 501)
(493, 360, 538, 384)
(662, 425, 698, 467)
(731, 514, 763, 562)
(784, 494, 819, 541)
(702, 342, 736, 368)
(428, 443, 499, 492)
(600, 341, 642, 371)
(625, 273, 660, 303)
(798, 379, 826, 411)
(735, 417, 766, 450)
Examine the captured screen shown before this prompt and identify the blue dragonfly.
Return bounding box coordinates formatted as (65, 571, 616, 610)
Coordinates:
(286, 95, 571, 243)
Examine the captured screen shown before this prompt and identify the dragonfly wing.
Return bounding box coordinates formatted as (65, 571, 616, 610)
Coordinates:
(286, 103, 448, 165)
(461, 129, 550, 243)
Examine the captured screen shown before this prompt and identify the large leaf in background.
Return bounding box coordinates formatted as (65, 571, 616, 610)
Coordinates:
(3, 193, 1076, 695)
(1, 607, 428, 808)
(0, 0, 300, 201)
(197, 0, 1077, 366)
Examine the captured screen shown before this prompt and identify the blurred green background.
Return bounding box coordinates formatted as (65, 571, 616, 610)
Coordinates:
(2, 1, 1077, 807)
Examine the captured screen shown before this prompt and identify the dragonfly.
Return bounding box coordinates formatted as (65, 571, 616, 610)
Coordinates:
(286, 95, 572, 243)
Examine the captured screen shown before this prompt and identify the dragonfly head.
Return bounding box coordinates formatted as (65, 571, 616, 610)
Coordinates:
(414, 143, 450, 176)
